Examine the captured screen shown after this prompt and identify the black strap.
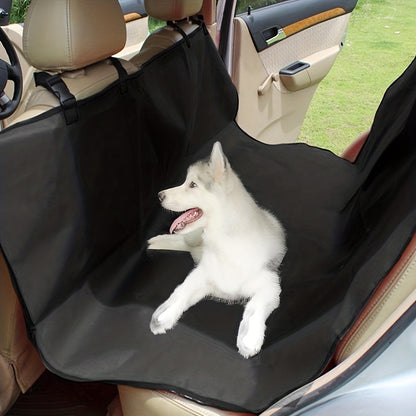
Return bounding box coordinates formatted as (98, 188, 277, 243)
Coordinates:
(109, 57, 128, 94)
(34, 72, 78, 124)
(167, 21, 191, 48)
(190, 15, 209, 36)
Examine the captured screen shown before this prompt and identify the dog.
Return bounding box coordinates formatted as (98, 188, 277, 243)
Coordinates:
(148, 142, 286, 358)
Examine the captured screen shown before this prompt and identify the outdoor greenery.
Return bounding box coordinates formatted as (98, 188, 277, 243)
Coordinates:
(10, 0, 30, 23)
(298, 0, 416, 154)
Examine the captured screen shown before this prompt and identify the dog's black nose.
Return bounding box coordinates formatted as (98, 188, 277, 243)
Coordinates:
(158, 191, 165, 202)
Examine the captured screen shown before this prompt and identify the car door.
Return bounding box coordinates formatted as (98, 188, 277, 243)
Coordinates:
(218, 0, 358, 144)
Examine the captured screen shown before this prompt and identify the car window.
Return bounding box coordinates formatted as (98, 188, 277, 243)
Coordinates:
(235, 0, 288, 15)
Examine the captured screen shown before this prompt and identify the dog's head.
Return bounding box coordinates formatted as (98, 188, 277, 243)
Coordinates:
(158, 141, 233, 234)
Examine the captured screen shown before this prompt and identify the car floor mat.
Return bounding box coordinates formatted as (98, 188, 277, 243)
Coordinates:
(7, 371, 117, 416)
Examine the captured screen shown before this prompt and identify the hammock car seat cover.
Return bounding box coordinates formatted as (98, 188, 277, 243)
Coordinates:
(0, 27, 415, 413)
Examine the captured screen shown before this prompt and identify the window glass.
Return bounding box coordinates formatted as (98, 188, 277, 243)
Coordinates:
(235, 0, 288, 15)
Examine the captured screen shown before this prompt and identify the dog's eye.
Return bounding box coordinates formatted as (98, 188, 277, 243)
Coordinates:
(189, 181, 198, 188)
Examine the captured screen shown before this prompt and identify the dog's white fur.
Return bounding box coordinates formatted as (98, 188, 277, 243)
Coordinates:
(148, 142, 286, 358)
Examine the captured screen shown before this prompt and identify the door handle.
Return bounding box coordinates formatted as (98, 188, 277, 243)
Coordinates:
(263, 26, 286, 46)
(279, 61, 310, 75)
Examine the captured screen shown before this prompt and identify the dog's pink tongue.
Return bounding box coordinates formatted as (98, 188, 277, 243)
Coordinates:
(169, 208, 202, 234)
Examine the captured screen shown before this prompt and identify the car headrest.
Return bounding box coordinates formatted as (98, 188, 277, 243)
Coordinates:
(144, 0, 203, 21)
(23, 0, 127, 71)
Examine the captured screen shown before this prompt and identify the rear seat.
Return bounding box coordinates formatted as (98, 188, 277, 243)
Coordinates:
(117, 3, 416, 411)
(117, 122, 416, 416)
(2, 1, 416, 415)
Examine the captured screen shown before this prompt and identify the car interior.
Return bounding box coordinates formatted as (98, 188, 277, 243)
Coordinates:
(230, 3, 353, 144)
(0, 0, 415, 416)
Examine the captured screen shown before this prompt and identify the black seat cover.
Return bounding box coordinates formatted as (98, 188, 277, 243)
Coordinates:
(0, 27, 415, 412)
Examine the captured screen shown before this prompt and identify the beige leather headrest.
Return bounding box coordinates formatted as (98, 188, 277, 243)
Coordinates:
(23, 0, 126, 71)
(144, 0, 203, 21)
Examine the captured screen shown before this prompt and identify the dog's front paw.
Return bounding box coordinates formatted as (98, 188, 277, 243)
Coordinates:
(237, 336, 262, 358)
(236, 320, 265, 358)
(147, 235, 168, 250)
(150, 302, 178, 334)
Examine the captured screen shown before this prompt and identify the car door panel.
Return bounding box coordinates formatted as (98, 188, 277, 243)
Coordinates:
(231, 0, 358, 144)
(240, 0, 357, 52)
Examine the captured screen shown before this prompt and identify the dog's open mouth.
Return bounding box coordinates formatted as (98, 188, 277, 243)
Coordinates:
(169, 208, 203, 234)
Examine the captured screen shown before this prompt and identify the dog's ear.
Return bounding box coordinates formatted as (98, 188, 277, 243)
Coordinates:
(209, 142, 228, 181)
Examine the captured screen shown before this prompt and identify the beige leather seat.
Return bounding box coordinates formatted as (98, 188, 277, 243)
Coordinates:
(0, 0, 136, 414)
(1, 4, 148, 128)
(11, 0, 138, 126)
(129, 0, 203, 68)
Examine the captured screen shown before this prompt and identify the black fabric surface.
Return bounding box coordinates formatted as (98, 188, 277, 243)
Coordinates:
(0, 27, 415, 413)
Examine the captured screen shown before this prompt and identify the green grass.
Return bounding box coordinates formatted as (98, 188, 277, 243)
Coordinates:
(10, 0, 30, 23)
(298, 0, 416, 155)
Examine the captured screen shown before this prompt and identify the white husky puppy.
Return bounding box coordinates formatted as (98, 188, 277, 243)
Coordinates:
(148, 142, 286, 358)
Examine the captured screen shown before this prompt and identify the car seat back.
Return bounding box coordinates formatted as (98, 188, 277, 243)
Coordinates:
(10, 0, 138, 126)
(0, 0, 138, 413)
(129, 0, 203, 67)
